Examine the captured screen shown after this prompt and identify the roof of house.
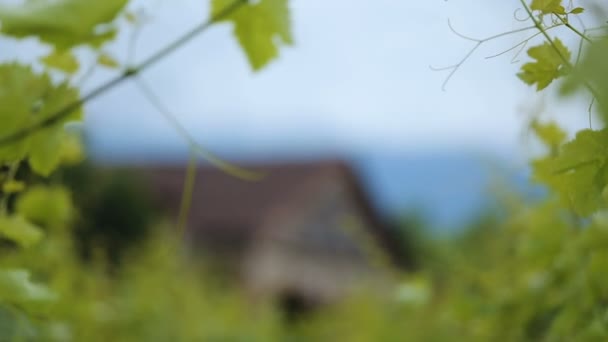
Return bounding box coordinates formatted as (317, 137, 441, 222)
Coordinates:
(131, 160, 407, 267)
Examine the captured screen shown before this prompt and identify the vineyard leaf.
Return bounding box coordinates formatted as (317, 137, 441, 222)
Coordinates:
(28, 128, 67, 176)
(0, 216, 44, 248)
(98, 52, 120, 69)
(0, 64, 82, 174)
(0, 269, 56, 304)
(58, 131, 85, 165)
(518, 38, 571, 91)
(0, 0, 128, 49)
(533, 129, 608, 216)
(212, 0, 293, 70)
(2, 180, 25, 194)
(531, 0, 565, 14)
(17, 186, 73, 229)
(561, 38, 608, 121)
(570, 7, 584, 14)
(0, 64, 47, 162)
(531, 120, 567, 148)
(41, 50, 79, 74)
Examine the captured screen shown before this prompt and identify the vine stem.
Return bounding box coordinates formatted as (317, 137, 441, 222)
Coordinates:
(0, 0, 248, 147)
(556, 15, 593, 44)
(431, 20, 540, 91)
(133, 76, 262, 180)
(176, 150, 197, 237)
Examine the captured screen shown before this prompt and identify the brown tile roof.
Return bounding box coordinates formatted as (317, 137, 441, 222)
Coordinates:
(131, 159, 406, 266)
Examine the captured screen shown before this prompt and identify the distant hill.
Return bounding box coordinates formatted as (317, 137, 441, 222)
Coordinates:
(354, 153, 543, 232)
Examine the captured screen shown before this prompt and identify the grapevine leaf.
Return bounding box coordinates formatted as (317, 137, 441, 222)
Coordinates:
(518, 38, 571, 91)
(0, 0, 128, 49)
(40, 50, 79, 74)
(58, 131, 85, 165)
(97, 52, 120, 69)
(531, 0, 565, 14)
(570, 7, 584, 14)
(0, 269, 56, 304)
(532, 129, 608, 216)
(2, 180, 25, 194)
(0, 216, 44, 248)
(561, 38, 608, 121)
(211, 0, 293, 70)
(17, 186, 73, 229)
(0, 64, 47, 162)
(531, 120, 567, 148)
(28, 128, 67, 177)
(0, 64, 83, 175)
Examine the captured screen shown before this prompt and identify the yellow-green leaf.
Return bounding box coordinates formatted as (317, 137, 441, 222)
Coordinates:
(518, 38, 571, 91)
(211, 0, 293, 70)
(2, 180, 25, 194)
(97, 52, 120, 69)
(40, 50, 79, 74)
(0, 0, 128, 49)
(570, 7, 585, 14)
(0, 216, 44, 248)
(0, 64, 83, 172)
(533, 129, 608, 216)
(17, 186, 73, 229)
(0, 269, 56, 304)
(531, 120, 567, 149)
(531, 0, 565, 14)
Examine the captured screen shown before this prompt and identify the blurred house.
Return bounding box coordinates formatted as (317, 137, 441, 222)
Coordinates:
(138, 160, 407, 315)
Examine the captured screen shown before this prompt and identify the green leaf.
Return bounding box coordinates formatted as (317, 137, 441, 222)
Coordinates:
(0, 0, 128, 49)
(561, 38, 608, 121)
(212, 0, 293, 70)
(28, 127, 67, 177)
(0, 215, 44, 248)
(0, 269, 56, 304)
(518, 38, 571, 91)
(532, 129, 608, 216)
(0, 63, 83, 174)
(0, 216, 44, 248)
(97, 52, 120, 69)
(531, 0, 565, 14)
(17, 186, 73, 229)
(531, 120, 567, 148)
(0, 64, 46, 163)
(2, 180, 25, 194)
(570, 7, 585, 14)
(40, 50, 79, 74)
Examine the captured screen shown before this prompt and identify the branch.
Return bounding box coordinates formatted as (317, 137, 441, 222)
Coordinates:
(430, 19, 538, 90)
(0, 0, 248, 147)
(133, 76, 262, 181)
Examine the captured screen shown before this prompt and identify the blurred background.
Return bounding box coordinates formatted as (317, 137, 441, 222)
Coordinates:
(2, 0, 607, 339)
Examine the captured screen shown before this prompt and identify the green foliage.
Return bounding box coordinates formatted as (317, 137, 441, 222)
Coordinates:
(531, 0, 566, 14)
(518, 38, 570, 91)
(562, 37, 608, 119)
(0, 0, 128, 49)
(41, 50, 80, 74)
(212, 0, 293, 70)
(0, 215, 44, 248)
(0, 269, 55, 306)
(0, 63, 82, 176)
(533, 129, 608, 216)
(17, 186, 73, 229)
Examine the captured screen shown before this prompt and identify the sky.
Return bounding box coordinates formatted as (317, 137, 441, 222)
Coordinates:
(0, 0, 601, 227)
(70, 0, 594, 162)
